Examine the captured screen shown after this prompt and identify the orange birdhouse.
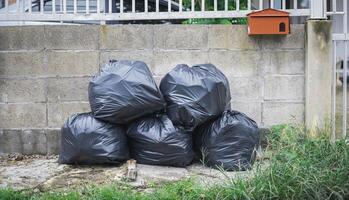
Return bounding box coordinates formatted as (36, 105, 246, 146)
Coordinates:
(247, 8, 290, 35)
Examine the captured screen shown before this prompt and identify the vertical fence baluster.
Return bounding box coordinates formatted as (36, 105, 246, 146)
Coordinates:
(179, 0, 182, 12)
(40, 0, 44, 13)
(236, 0, 239, 10)
(191, 0, 194, 11)
(282, 0, 285, 9)
(224, 0, 227, 11)
(332, 41, 337, 142)
(52, 0, 55, 13)
(343, 42, 348, 139)
(156, 0, 159, 12)
(293, 0, 297, 9)
(214, 0, 217, 11)
(248, 0, 251, 10)
(168, 0, 171, 12)
(120, 0, 123, 13)
(132, 0, 135, 12)
(74, 0, 77, 13)
(201, 0, 204, 11)
(108, 0, 111, 13)
(5, 0, 9, 13)
(29, 0, 32, 13)
(270, 0, 273, 8)
(97, 0, 100, 13)
(86, 0, 89, 14)
(17, 0, 20, 13)
(63, 0, 66, 13)
(259, 0, 263, 10)
(144, 0, 148, 12)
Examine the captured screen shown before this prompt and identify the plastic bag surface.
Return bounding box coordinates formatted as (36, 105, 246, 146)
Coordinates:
(127, 114, 194, 167)
(89, 60, 165, 124)
(194, 110, 259, 171)
(59, 113, 129, 164)
(160, 64, 231, 129)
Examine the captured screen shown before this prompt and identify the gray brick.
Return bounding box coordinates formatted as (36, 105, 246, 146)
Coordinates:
(208, 25, 259, 50)
(48, 102, 91, 128)
(229, 77, 261, 101)
(0, 26, 44, 50)
(0, 52, 46, 77)
(231, 101, 262, 126)
(154, 25, 208, 50)
(100, 50, 154, 71)
(47, 77, 90, 102)
(44, 25, 99, 50)
(100, 25, 153, 50)
(264, 75, 305, 100)
(21, 129, 47, 155)
(0, 79, 46, 103)
(208, 50, 260, 77)
(0, 129, 23, 153)
(260, 25, 305, 50)
(0, 103, 46, 128)
(47, 51, 99, 77)
(263, 102, 304, 126)
(153, 50, 209, 75)
(46, 129, 61, 155)
(265, 50, 305, 75)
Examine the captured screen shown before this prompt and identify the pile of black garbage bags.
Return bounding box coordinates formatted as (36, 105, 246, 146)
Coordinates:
(59, 60, 260, 171)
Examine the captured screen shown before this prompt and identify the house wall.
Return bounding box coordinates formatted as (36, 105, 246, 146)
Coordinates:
(0, 25, 305, 155)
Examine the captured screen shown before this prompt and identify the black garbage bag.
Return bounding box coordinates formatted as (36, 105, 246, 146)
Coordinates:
(194, 110, 259, 171)
(160, 64, 231, 130)
(127, 114, 194, 167)
(89, 60, 165, 124)
(59, 113, 129, 164)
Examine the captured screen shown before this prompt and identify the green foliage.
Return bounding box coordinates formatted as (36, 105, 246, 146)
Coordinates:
(181, 0, 248, 24)
(1, 125, 349, 199)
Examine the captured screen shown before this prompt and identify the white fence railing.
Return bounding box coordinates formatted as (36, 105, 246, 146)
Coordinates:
(0, 0, 311, 22)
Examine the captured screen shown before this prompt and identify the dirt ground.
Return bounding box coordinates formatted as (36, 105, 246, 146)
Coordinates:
(0, 154, 268, 192)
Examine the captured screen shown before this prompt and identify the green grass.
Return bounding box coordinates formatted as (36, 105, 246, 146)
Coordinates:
(1, 125, 349, 200)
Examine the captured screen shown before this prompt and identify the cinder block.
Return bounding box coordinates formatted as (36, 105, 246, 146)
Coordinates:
(264, 75, 305, 100)
(0, 129, 23, 153)
(47, 77, 90, 103)
(154, 25, 208, 50)
(208, 25, 259, 50)
(231, 101, 262, 126)
(263, 102, 304, 126)
(0, 103, 46, 128)
(0, 79, 46, 103)
(48, 102, 91, 128)
(44, 25, 99, 50)
(153, 50, 209, 75)
(0, 26, 44, 50)
(99, 50, 154, 71)
(0, 52, 46, 77)
(229, 77, 261, 101)
(21, 129, 47, 155)
(46, 129, 61, 155)
(260, 25, 305, 50)
(100, 25, 153, 50)
(265, 50, 305, 75)
(47, 51, 99, 77)
(208, 50, 260, 77)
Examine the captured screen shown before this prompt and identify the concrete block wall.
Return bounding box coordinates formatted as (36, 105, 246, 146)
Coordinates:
(0, 25, 305, 155)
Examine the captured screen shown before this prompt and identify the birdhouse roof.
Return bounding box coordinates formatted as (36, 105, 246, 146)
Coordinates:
(247, 8, 290, 17)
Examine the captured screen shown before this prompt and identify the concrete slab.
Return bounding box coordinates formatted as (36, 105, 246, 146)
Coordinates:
(0, 156, 268, 192)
